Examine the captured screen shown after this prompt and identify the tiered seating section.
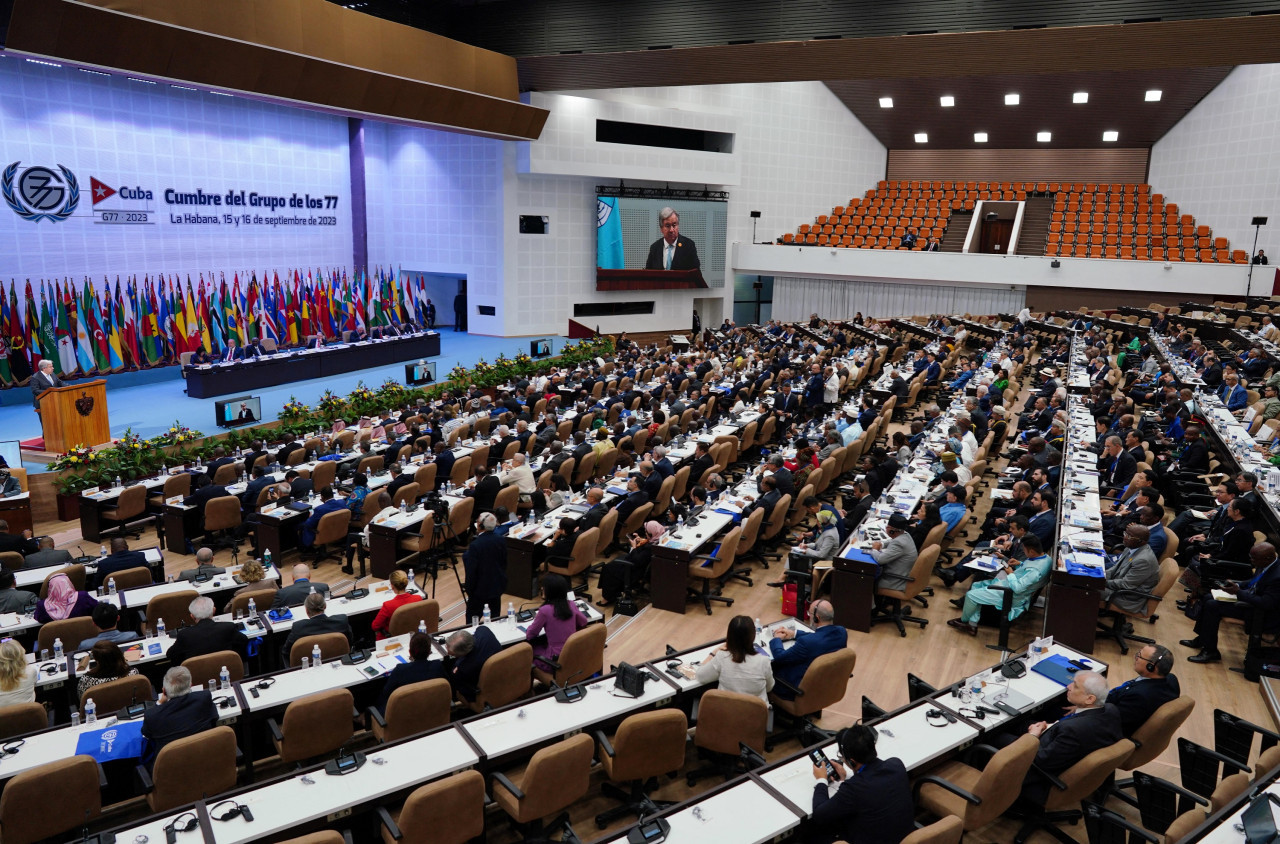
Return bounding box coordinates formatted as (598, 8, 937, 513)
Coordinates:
(780, 180, 1247, 264)
(1046, 183, 1246, 263)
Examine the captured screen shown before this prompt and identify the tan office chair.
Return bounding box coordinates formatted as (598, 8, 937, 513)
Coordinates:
(38, 564, 87, 598)
(181, 650, 246, 689)
(212, 462, 239, 485)
(872, 544, 939, 636)
(532, 622, 605, 688)
(268, 688, 355, 764)
(0, 703, 46, 740)
(1163, 809, 1206, 843)
(144, 589, 199, 633)
(99, 483, 148, 538)
(464, 641, 532, 713)
(0, 552, 24, 571)
(377, 769, 486, 844)
(0, 756, 101, 844)
(687, 689, 768, 785)
(289, 632, 350, 667)
(1017, 738, 1135, 842)
(107, 566, 153, 591)
(492, 732, 594, 838)
(768, 646, 857, 748)
(545, 526, 598, 594)
(687, 526, 742, 614)
(310, 460, 338, 492)
(140, 725, 238, 812)
(390, 483, 420, 512)
(1115, 697, 1195, 782)
(79, 674, 153, 717)
(38, 616, 98, 656)
(310, 508, 353, 565)
(358, 455, 383, 477)
(449, 455, 472, 489)
(493, 483, 519, 518)
(226, 585, 278, 616)
(386, 599, 441, 637)
(915, 734, 1040, 830)
(594, 709, 688, 827)
(202, 495, 243, 553)
(412, 462, 438, 493)
(369, 678, 452, 744)
(1257, 744, 1280, 780)
(900, 815, 965, 844)
(1210, 771, 1252, 812)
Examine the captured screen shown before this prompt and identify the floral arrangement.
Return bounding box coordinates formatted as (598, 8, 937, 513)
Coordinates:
(147, 422, 203, 447)
(47, 444, 99, 471)
(279, 397, 311, 424)
(377, 379, 407, 406)
(316, 390, 348, 422)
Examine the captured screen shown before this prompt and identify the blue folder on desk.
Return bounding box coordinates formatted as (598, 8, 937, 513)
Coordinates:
(1030, 654, 1080, 687)
(75, 720, 146, 762)
(842, 547, 878, 565)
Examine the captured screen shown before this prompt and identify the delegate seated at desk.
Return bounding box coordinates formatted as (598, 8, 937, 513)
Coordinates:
(23, 536, 71, 569)
(272, 563, 329, 609)
(0, 519, 37, 556)
(802, 725, 914, 844)
(374, 632, 446, 715)
(1182, 542, 1280, 664)
(1108, 644, 1179, 736)
(94, 537, 149, 590)
(947, 533, 1051, 636)
(770, 600, 847, 700)
(281, 592, 352, 663)
(141, 666, 218, 767)
(0, 571, 36, 615)
(78, 603, 139, 651)
(166, 597, 249, 664)
(449, 626, 501, 703)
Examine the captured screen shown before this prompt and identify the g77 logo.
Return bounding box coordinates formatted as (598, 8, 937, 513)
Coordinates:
(2, 161, 79, 222)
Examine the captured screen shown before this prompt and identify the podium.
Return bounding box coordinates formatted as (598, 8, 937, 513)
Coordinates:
(596, 268, 707, 291)
(37, 380, 110, 453)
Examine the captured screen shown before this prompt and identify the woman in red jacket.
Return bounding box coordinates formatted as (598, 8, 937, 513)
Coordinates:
(370, 570, 422, 640)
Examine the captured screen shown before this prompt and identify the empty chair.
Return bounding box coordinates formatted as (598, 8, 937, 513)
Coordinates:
(386, 599, 441, 637)
(369, 678, 452, 744)
(594, 709, 688, 828)
(181, 650, 246, 689)
(493, 732, 595, 839)
(268, 688, 354, 764)
(79, 674, 153, 717)
(143, 590, 199, 634)
(0, 703, 46, 741)
(915, 734, 1040, 831)
(99, 484, 148, 538)
(687, 689, 768, 785)
(289, 632, 350, 667)
(0, 756, 102, 844)
(377, 769, 487, 844)
(901, 815, 965, 844)
(138, 726, 238, 812)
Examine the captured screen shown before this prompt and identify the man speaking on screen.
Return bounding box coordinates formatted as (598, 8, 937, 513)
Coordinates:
(645, 207, 700, 271)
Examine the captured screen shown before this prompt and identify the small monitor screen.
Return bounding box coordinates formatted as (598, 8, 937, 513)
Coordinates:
(215, 395, 261, 428)
(531, 339, 552, 359)
(404, 361, 437, 386)
(0, 440, 20, 471)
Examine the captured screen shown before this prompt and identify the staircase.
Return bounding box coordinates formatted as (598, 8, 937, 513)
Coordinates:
(940, 211, 971, 252)
(1016, 195, 1054, 256)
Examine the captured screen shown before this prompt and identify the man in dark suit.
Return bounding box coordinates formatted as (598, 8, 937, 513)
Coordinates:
(804, 724, 914, 844)
(30, 359, 62, 410)
(141, 666, 218, 767)
(275, 439, 304, 467)
(644, 207, 700, 271)
(240, 465, 275, 508)
(0, 520, 38, 556)
(374, 632, 447, 715)
(448, 625, 501, 703)
(22, 536, 71, 568)
(94, 537, 149, 589)
(769, 599, 847, 699)
(1184, 542, 1280, 663)
(385, 464, 415, 500)
(432, 443, 456, 489)
(888, 369, 909, 400)
(205, 447, 236, 480)
(1098, 436, 1138, 498)
(1016, 671, 1123, 807)
(462, 513, 507, 621)
(166, 596, 249, 664)
(272, 563, 330, 609)
(612, 477, 650, 530)
(578, 487, 609, 531)
(286, 469, 314, 501)
(241, 440, 268, 478)
(282, 592, 353, 662)
(299, 486, 349, 548)
(688, 441, 715, 487)
(773, 381, 801, 419)
(465, 464, 501, 514)
(1107, 644, 1180, 736)
(637, 461, 663, 502)
(182, 475, 230, 521)
(305, 335, 326, 349)
(220, 339, 243, 362)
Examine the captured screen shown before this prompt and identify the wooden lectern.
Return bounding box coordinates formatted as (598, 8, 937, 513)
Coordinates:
(37, 380, 110, 453)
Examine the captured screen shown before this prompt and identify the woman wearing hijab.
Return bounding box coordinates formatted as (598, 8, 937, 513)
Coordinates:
(596, 521, 665, 607)
(34, 573, 98, 624)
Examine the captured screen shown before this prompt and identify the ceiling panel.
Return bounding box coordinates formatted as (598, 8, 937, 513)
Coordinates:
(828, 67, 1234, 150)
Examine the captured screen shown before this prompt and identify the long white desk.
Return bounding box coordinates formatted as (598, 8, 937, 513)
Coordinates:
(600, 778, 802, 844)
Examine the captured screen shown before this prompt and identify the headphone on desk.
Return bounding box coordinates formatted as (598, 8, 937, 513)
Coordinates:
(38, 662, 60, 676)
(1146, 645, 1173, 676)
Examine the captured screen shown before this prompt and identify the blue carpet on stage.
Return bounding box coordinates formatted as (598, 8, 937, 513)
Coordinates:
(6, 332, 571, 472)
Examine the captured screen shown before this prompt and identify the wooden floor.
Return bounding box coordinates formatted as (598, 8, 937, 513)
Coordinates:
(40, 397, 1275, 842)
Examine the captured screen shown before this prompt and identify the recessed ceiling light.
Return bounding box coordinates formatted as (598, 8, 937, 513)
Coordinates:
(1037, 131, 1052, 142)
(974, 132, 988, 143)
(1073, 92, 1089, 104)
(914, 133, 928, 143)
(940, 95, 955, 107)
(1005, 93, 1020, 105)
(1102, 130, 1119, 142)
(879, 97, 893, 108)
(1145, 89, 1162, 102)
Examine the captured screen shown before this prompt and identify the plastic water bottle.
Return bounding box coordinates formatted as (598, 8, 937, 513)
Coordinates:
(156, 618, 166, 639)
(400, 500, 408, 514)
(115, 475, 122, 489)
(107, 578, 116, 597)
(99, 544, 107, 558)
(755, 617, 762, 635)
(417, 620, 427, 634)
(507, 602, 515, 624)
(247, 598, 257, 618)
(482, 604, 491, 626)
(262, 549, 272, 569)
(219, 666, 231, 690)
(312, 644, 322, 667)
(309, 585, 316, 595)
(84, 698, 96, 724)
(53, 638, 63, 660)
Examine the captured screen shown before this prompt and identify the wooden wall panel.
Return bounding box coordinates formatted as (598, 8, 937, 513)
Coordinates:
(887, 149, 1150, 184)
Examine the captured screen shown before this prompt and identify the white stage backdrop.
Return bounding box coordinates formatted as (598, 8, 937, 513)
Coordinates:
(771, 277, 1026, 322)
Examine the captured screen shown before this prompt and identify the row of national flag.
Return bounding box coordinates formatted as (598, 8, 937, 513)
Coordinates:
(0, 267, 430, 385)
